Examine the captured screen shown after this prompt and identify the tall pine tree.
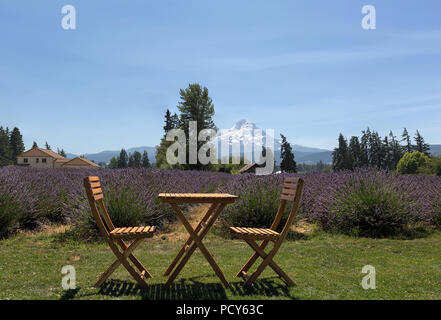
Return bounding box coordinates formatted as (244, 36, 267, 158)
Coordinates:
(349, 136, 361, 168)
(156, 109, 180, 169)
(401, 128, 413, 153)
(9, 127, 24, 164)
(414, 130, 430, 155)
(177, 83, 217, 170)
(332, 133, 352, 171)
(142, 150, 151, 168)
(388, 131, 403, 170)
(0, 126, 12, 166)
(118, 149, 128, 168)
(280, 134, 296, 173)
(132, 151, 142, 168)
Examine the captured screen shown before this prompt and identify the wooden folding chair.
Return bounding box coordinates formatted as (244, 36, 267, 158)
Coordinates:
(230, 177, 304, 286)
(83, 176, 156, 288)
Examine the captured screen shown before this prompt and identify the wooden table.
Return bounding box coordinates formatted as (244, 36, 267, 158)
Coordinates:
(158, 193, 238, 288)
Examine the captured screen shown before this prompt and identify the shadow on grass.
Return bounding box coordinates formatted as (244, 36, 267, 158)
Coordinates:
(60, 276, 297, 300)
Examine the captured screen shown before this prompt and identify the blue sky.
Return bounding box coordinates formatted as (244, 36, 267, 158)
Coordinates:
(0, 0, 440, 154)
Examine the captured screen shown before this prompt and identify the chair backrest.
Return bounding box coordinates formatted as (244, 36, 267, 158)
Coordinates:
(270, 177, 304, 240)
(83, 176, 115, 238)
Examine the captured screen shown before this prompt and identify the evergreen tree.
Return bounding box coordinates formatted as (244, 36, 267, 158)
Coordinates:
(280, 134, 296, 173)
(45, 141, 51, 150)
(142, 151, 151, 168)
(59, 149, 67, 158)
(108, 156, 119, 169)
(401, 128, 413, 153)
(360, 129, 370, 166)
(32, 141, 38, 148)
(155, 110, 181, 169)
(382, 136, 392, 169)
(388, 131, 403, 169)
(369, 130, 383, 168)
(332, 133, 352, 171)
(171, 113, 179, 129)
(177, 83, 217, 170)
(128, 153, 135, 168)
(118, 149, 128, 168)
(163, 109, 175, 136)
(155, 109, 176, 169)
(0, 126, 12, 166)
(348, 136, 361, 168)
(178, 83, 216, 136)
(9, 127, 25, 163)
(413, 130, 430, 155)
(132, 151, 142, 168)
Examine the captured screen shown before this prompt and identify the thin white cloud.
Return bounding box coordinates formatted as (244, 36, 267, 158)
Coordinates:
(199, 46, 441, 72)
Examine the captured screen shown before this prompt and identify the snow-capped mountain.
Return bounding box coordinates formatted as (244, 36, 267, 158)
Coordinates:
(211, 120, 333, 164)
(213, 119, 271, 147)
(213, 119, 329, 152)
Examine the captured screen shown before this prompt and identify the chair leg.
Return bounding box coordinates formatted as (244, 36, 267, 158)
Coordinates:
(117, 239, 153, 279)
(95, 258, 121, 287)
(116, 239, 149, 287)
(95, 238, 150, 288)
(244, 240, 295, 287)
(236, 239, 270, 277)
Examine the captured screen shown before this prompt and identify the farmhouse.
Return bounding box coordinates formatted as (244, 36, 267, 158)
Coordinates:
(16, 148, 100, 169)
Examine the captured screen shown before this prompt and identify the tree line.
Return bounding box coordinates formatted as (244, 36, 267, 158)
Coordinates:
(332, 128, 431, 171)
(108, 149, 151, 169)
(0, 126, 25, 166)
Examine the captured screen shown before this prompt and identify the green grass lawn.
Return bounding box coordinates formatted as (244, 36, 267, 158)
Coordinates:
(1, 228, 441, 300)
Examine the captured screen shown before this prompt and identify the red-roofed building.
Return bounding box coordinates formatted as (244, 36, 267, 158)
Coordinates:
(17, 148, 100, 168)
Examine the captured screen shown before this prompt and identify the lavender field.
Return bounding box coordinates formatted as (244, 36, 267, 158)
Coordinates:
(0, 167, 440, 239)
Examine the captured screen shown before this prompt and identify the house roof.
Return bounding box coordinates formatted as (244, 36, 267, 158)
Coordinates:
(62, 157, 100, 168)
(17, 148, 67, 160)
(55, 159, 70, 163)
(239, 163, 259, 173)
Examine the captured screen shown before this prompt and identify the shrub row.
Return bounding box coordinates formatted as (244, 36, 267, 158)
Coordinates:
(0, 167, 229, 239)
(219, 169, 441, 237)
(0, 167, 440, 239)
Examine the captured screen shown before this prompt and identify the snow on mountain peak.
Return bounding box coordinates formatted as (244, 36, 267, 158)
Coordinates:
(233, 119, 257, 130)
(212, 120, 274, 147)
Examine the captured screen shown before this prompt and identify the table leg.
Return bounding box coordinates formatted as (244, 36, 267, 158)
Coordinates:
(165, 202, 230, 288)
(163, 203, 218, 276)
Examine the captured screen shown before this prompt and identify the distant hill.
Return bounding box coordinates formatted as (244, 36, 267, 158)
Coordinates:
(66, 146, 156, 164)
(430, 145, 441, 156)
(65, 144, 439, 166)
(295, 150, 333, 164)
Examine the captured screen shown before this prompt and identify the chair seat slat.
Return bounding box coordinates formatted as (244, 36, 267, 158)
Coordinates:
(281, 188, 297, 195)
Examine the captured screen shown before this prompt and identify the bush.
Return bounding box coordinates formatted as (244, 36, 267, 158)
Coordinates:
(70, 188, 177, 241)
(428, 189, 441, 227)
(432, 156, 441, 176)
(397, 151, 430, 174)
(327, 178, 414, 237)
(219, 175, 285, 231)
(0, 194, 20, 238)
